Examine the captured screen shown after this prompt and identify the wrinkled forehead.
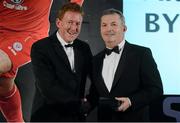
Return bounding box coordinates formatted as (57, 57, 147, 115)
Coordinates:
(101, 14, 121, 23)
(62, 11, 83, 20)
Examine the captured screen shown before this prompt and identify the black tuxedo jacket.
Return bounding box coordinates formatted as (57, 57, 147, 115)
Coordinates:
(89, 41, 163, 121)
(30, 32, 92, 121)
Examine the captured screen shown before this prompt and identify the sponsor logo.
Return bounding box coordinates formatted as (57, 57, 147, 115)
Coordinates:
(3, 0, 27, 10)
(10, 0, 24, 4)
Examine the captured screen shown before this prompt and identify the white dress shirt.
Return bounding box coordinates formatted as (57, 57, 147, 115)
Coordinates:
(56, 32, 75, 72)
(102, 40, 125, 92)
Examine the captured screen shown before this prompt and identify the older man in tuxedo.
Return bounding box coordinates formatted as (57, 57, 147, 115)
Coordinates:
(87, 8, 163, 121)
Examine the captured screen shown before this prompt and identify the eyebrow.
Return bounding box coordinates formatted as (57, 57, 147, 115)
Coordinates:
(101, 21, 117, 24)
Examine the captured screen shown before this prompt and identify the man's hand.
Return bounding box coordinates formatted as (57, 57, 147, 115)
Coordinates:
(115, 97, 131, 112)
(80, 98, 90, 116)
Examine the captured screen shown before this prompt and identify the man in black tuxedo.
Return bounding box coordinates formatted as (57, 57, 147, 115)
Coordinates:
(30, 2, 92, 121)
(87, 8, 163, 121)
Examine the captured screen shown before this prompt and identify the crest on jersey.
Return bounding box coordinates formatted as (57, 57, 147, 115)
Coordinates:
(13, 42, 23, 52)
(10, 0, 24, 4)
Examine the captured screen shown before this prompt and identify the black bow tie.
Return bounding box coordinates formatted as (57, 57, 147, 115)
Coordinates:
(65, 43, 74, 48)
(105, 46, 120, 55)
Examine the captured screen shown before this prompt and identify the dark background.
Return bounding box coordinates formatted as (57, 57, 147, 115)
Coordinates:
(0, 0, 179, 122)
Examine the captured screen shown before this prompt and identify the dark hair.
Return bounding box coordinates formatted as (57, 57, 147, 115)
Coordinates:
(101, 8, 125, 25)
(57, 2, 84, 20)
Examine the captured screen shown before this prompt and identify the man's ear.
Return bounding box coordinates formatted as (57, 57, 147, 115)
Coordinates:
(56, 18, 61, 28)
(123, 25, 127, 32)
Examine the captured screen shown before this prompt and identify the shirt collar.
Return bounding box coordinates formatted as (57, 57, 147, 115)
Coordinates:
(118, 39, 125, 50)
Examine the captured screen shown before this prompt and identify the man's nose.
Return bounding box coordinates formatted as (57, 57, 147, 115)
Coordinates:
(70, 23, 78, 30)
(106, 25, 113, 31)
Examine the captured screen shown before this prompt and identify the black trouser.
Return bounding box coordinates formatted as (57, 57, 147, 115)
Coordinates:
(31, 102, 86, 122)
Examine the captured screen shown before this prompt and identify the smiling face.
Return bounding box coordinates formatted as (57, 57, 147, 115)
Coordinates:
(56, 11, 83, 43)
(101, 13, 127, 48)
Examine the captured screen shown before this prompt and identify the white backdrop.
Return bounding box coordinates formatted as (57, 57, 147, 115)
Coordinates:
(124, 0, 180, 94)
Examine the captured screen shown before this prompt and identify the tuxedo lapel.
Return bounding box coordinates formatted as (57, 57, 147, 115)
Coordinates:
(111, 42, 129, 89)
(73, 40, 83, 73)
(50, 33, 72, 71)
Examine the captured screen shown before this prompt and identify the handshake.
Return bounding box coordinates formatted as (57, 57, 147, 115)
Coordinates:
(79, 98, 91, 116)
(79, 97, 122, 116)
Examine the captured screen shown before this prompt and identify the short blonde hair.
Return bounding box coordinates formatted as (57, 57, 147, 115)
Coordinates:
(57, 2, 84, 20)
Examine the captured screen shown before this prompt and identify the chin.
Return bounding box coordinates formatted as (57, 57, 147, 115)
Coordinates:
(107, 40, 114, 44)
(68, 38, 75, 42)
